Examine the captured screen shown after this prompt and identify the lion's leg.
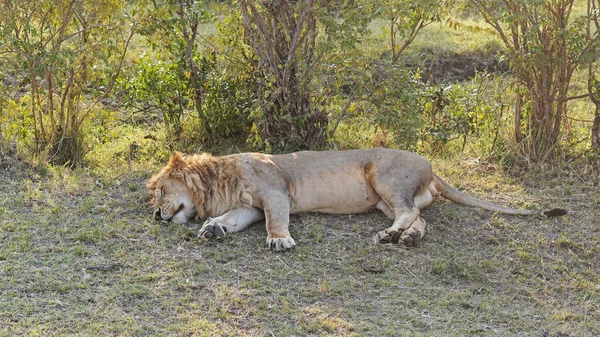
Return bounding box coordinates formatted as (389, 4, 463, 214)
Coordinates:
(385, 187, 435, 246)
(376, 200, 395, 220)
(262, 194, 296, 251)
(414, 185, 435, 210)
(375, 207, 428, 247)
(374, 204, 421, 243)
(199, 207, 264, 240)
(374, 184, 435, 247)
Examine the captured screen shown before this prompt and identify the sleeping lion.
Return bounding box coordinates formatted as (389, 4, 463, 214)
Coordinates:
(147, 148, 566, 251)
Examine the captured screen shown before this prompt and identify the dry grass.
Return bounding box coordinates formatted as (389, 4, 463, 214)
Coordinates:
(1, 152, 599, 336)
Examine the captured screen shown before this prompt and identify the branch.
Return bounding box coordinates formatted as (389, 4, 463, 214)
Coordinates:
(240, 0, 277, 76)
(566, 116, 594, 123)
(392, 18, 429, 63)
(44, 1, 76, 51)
(283, 0, 313, 86)
(54, 24, 112, 47)
(76, 23, 137, 127)
(473, 0, 512, 49)
(329, 96, 355, 138)
(563, 93, 590, 102)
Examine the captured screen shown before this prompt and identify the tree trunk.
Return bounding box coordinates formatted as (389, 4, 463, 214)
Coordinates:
(472, 0, 583, 162)
(241, 0, 328, 150)
(182, 20, 207, 134)
(593, 104, 600, 154)
(514, 93, 522, 144)
(594, 106, 600, 186)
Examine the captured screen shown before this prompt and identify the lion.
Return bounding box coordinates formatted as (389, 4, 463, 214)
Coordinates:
(147, 148, 566, 251)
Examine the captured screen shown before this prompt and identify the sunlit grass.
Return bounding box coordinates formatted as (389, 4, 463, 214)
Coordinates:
(366, 18, 503, 66)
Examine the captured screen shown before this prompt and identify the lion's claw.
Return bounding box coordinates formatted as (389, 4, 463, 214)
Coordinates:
(266, 237, 296, 251)
(198, 219, 227, 240)
(374, 229, 400, 244)
(390, 231, 402, 244)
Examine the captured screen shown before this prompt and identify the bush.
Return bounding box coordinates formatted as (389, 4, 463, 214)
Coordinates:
(0, 0, 133, 166)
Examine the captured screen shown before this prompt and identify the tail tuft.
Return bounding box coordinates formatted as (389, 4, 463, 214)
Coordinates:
(544, 208, 568, 217)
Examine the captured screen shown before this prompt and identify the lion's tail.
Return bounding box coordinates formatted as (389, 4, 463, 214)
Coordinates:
(433, 174, 567, 217)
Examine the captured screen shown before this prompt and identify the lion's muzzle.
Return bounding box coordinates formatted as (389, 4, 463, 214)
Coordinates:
(154, 204, 185, 222)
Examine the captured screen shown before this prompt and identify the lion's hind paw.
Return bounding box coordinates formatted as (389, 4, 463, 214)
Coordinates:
(400, 230, 422, 247)
(375, 217, 426, 248)
(375, 229, 402, 244)
(266, 237, 296, 251)
(198, 218, 228, 240)
(375, 229, 422, 247)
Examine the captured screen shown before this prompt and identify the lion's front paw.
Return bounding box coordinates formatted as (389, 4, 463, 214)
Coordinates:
(266, 237, 296, 251)
(198, 218, 228, 240)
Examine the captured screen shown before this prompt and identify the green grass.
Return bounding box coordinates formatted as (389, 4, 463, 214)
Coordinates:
(367, 18, 503, 66)
(1, 152, 598, 336)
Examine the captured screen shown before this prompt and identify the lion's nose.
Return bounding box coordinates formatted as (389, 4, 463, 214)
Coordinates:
(154, 208, 162, 220)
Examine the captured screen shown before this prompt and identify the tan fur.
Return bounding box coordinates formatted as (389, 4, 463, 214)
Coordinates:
(148, 148, 566, 250)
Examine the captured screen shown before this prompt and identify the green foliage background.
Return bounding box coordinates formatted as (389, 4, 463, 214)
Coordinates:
(0, 0, 598, 168)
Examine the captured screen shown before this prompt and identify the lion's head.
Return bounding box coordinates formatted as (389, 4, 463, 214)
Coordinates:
(147, 152, 200, 224)
(147, 151, 252, 224)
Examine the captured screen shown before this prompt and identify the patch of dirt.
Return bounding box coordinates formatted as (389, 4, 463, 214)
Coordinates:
(0, 146, 34, 180)
(420, 52, 509, 84)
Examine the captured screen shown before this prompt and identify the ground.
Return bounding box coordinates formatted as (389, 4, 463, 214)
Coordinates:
(421, 52, 509, 84)
(0, 152, 599, 336)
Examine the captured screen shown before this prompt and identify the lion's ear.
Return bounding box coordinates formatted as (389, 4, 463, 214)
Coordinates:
(167, 151, 187, 170)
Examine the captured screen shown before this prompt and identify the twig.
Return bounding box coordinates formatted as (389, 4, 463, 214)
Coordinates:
(403, 265, 420, 280)
(566, 116, 594, 123)
(563, 93, 590, 102)
(86, 263, 124, 272)
(276, 256, 294, 274)
(329, 96, 355, 139)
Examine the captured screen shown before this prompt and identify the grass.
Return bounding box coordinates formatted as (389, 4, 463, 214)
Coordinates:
(367, 18, 503, 66)
(1, 150, 598, 337)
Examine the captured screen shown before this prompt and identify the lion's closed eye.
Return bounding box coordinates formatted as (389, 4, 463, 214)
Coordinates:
(150, 186, 163, 206)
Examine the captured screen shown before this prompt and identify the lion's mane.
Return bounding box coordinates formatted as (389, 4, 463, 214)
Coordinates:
(147, 152, 252, 220)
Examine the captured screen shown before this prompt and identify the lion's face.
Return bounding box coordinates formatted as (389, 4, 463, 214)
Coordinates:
(151, 178, 197, 224)
(148, 151, 249, 224)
